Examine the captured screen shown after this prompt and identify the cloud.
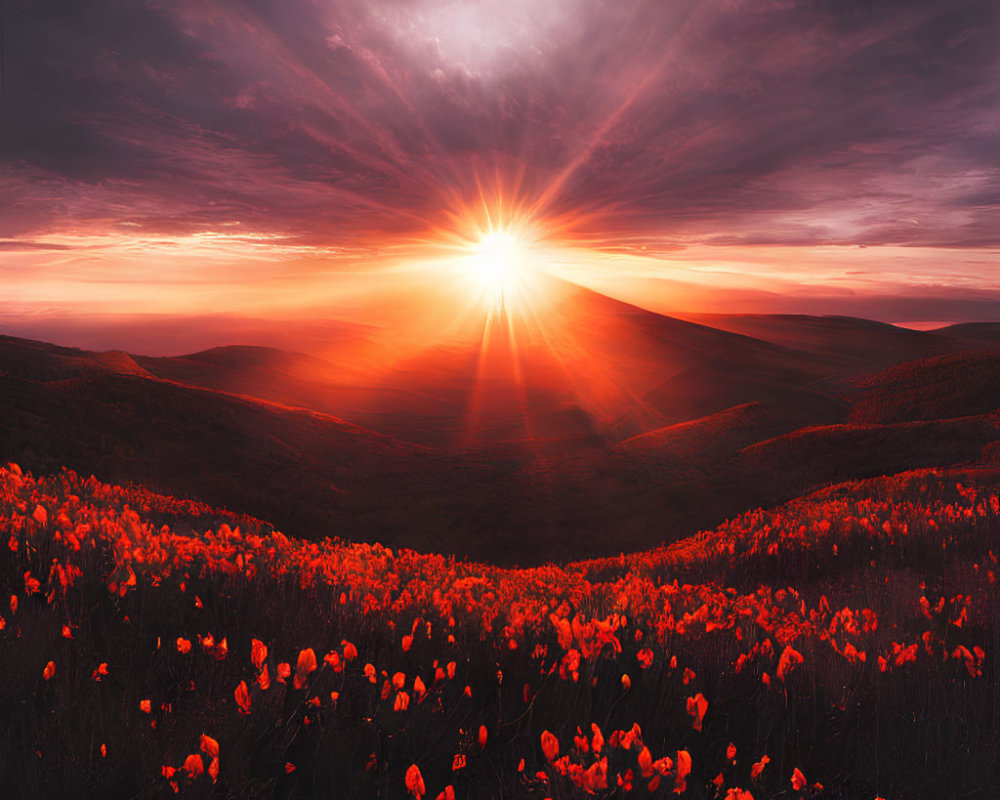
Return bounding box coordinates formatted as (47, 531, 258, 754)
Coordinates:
(0, 0, 997, 293)
(0, 240, 74, 251)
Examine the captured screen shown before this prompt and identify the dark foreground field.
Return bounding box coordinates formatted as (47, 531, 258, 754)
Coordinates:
(1, 462, 998, 799)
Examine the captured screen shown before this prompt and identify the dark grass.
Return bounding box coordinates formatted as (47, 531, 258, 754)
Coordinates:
(1, 464, 999, 799)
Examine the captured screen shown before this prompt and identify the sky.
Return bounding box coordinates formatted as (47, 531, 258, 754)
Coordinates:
(2, 0, 999, 347)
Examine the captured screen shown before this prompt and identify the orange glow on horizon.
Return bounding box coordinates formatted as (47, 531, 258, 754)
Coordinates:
(3, 166, 999, 338)
(7, 179, 998, 452)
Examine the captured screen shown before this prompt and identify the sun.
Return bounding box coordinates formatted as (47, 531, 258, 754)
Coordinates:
(466, 230, 526, 308)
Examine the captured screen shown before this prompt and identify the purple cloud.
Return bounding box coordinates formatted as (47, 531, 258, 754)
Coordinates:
(1, 0, 997, 268)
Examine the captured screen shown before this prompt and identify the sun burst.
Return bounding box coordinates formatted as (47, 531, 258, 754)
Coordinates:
(407, 178, 570, 322)
(466, 230, 526, 309)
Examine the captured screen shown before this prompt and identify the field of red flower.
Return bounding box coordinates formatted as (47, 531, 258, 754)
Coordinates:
(1, 461, 998, 799)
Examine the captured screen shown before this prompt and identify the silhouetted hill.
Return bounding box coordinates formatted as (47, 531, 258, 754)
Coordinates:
(937, 322, 1000, 346)
(679, 313, 965, 372)
(643, 363, 843, 426)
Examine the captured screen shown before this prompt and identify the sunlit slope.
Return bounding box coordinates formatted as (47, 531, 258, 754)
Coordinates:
(1, 463, 998, 799)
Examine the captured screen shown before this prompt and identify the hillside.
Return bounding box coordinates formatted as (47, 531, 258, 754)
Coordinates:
(1, 463, 998, 798)
(616, 400, 843, 463)
(848, 351, 1000, 424)
(733, 413, 1000, 497)
(677, 314, 969, 373)
(0, 335, 499, 558)
(936, 322, 1000, 346)
(133, 278, 834, 448)
(3, 323, 1000, 565)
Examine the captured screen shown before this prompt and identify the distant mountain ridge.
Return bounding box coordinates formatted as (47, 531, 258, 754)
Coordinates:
(678, 312, 998, 371)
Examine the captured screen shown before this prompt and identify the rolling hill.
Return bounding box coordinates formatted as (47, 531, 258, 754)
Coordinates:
(2, 284, 1000, 564)
(132, 276, 836, 448)
(677, 313, 973, 373)
(848, 350, 1000, 424)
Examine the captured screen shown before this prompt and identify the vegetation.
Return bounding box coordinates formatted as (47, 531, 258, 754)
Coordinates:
(1, 462, 998, 798)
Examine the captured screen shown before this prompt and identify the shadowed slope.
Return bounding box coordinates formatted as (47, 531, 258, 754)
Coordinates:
(679, 313, 964, 372)
(617, 396, 846, 462)
(937, 322, 1000, 346)
(0, 335, 508, 558)
(849, 351, 1000, 424)
(733, 413, 1000, 505)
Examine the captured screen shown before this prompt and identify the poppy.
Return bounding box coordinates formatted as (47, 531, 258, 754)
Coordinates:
(251, 639, 268, 669)
(675, 750, 692, 793)
(591, 723, 604, 754)
(235, 681, 251, 713)
(199, 734, 219, 758)
(777, 646, 803, 681)
(250, 639, 267, 669)
(294, 649, 317, 689)
(686, 693, 708, 731)
(182, 754, 204, 779)
(637, 746, 654, 778)
(751, 755, 770, 779)
(541, 730, 559, 762)
(791, 767, 806, 791)
(405, 764, 426, 799)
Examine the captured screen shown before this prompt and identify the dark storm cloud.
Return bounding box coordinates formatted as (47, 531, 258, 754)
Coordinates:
(2, 0, 998, 248)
